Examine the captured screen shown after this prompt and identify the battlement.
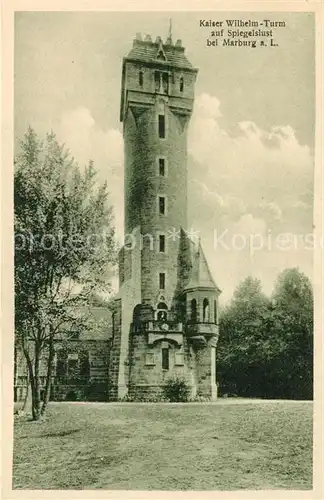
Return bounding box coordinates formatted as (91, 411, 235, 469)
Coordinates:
(133, 32, 184, 50)
(123, 33, 196, 72)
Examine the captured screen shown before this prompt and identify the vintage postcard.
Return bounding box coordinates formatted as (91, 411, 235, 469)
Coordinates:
(1, 1, 323, 498)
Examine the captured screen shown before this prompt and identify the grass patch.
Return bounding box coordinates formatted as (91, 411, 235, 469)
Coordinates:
(13, 400, 312, 490)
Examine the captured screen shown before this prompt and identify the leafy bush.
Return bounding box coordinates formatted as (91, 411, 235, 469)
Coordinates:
(162, 377, 191, 402)
(65, 390, 85, 401)
(118, 390, 168, 403)
(144, 390, 169, 403)
(118, 393, 135, 402)
(189, 395, 212, 403)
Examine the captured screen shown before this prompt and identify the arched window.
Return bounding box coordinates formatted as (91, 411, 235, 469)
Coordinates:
(180, 76, 184, 92)
(157, 302, 168, 322)
(132, 304, 142, 321)
(190, 298, 197, 322)
(139, 71, 143, 87)
(203, 298, 210, 322)
(157, 50, 166, 61)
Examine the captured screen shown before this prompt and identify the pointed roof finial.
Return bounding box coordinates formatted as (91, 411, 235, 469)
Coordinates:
(166, 18, 173, 45)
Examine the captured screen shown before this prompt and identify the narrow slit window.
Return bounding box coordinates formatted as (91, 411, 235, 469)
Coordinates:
(162, 348, 169, 370)
(139, 71, 144, 87)
(159, 158, 165, 176)
(158, 114, 165, 138)
(159, 196, 165, 215)
(159, 272, 165, 290)
(155, 71, 160, 92)
(180, 76, 184, 92)
(159, 234, 166, 253)
(162, 72, 169, 94)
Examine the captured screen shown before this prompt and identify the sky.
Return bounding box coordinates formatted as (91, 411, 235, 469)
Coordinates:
(14, 11, 315, 303)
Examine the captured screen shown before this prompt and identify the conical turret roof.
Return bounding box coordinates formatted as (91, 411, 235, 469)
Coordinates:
(184, 241, 221, 293)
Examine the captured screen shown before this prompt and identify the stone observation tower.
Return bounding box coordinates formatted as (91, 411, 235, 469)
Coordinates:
(108, 31, 221, 401)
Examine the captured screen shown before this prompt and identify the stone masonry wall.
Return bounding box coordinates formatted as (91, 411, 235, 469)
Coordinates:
(128, 332, 196, 398)
(107, 299, 122, 400)
(108, 229, 142, 400)
(194, 342, 217, 400)
(124, 101, 190, 307)
(124, 60, 196, 104)
(15, 339, 110, 402)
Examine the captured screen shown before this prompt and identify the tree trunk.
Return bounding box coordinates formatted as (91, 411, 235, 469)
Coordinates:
(23, 345, 36, 418)
(21, 371, 31, 413)
(14, 345, 17, 396)
(41, 340, 55, 416)
(32, 342, 42, 420)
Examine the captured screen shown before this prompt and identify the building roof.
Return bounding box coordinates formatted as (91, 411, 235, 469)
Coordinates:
(57, 306, 113, 341)
(184, 242, 221, 293)
(79, 307, 113, 340)
(177, 230, 221, 294)
(124, 37, 196, 71)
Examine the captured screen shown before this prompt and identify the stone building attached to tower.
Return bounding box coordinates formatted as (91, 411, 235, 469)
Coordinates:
(108, 33, 221, 401)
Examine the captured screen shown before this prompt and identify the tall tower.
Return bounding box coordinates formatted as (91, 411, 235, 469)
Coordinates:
(109, 32, 221, 401)
(120, 33, 197, 305)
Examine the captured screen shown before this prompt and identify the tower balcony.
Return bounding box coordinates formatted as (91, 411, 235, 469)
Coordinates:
(141, 320, 184, 347)
(145, 319, 183, 333)
(185, 322, 218, 346)
(185, 322, 219, 340)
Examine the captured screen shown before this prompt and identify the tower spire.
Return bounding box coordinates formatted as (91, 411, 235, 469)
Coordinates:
(166, 18, 173, 44)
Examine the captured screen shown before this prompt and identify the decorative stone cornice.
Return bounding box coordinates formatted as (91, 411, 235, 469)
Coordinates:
(148, 332, 183, 346)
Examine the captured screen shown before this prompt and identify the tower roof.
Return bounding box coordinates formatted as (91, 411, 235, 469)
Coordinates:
(176, 229, 221, 295)
(124, 35, 197, 72)
(184, 241, 221, 293)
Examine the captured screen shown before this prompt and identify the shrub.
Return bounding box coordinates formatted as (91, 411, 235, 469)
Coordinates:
(118, 390, 168, 403)
(162, 376, 191, 402)
(188, 395, 212, 403)
(118, 393, 135, 402)
(144, 390, 169, 403)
